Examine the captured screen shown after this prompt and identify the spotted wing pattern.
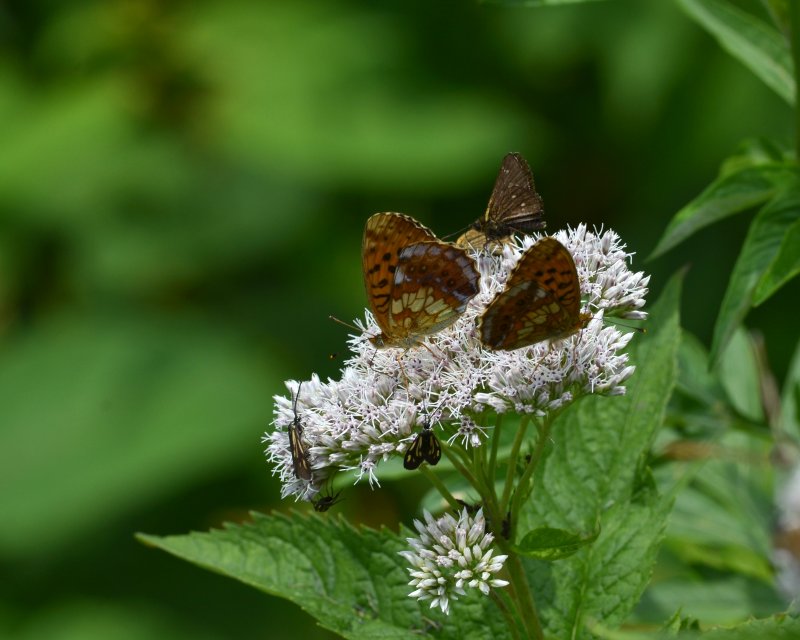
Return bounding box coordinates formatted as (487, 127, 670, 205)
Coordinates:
(478, 237, 591, 351)
(288, 385, 312, 481)
(403, 426, 442, 470)
(363, 213, 480, 348)
(458, 153, 546, 250)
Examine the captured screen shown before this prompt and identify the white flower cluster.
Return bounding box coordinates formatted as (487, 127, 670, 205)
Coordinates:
(398, 508, 509, 614)
(263, 225, 649, 501)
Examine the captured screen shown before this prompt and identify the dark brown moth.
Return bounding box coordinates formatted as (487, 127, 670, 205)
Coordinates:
(457, 152, 546, 250)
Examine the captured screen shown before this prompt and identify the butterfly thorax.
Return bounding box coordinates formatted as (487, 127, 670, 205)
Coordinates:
(368, 332, 421, 350)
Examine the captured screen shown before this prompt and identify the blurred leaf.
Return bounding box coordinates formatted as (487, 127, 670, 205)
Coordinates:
(662, 431, 773, 564)
(515, 524, 600, 560)
(781, 338, 800, 442)
(710, 182, 800, 366)
(718, 328, 763, 422)
(650, 163, 797, 259)
(0, 79, 193, 224)
(0, 314, 274, 557)
(481, 0, 609, 5)
(661, 609, 700, 634)
(0, 601, 219, 640)
(753, 215, 800, 305)
(676, 331, 727, 407)
(700, 614, 800, 639)
(182, 2, 529, 192)
(139, 512, 508, 640)
(634, 576, 785, 626)
(676, 0, 794, 104)
(518, 271, 682, 637)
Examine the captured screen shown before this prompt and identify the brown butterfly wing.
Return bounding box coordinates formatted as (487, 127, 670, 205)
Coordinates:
(388, 240, 480, 343)
(362, 213, 437, 337)
(482, 152, 546, 240)
(478, 238, 586, 350)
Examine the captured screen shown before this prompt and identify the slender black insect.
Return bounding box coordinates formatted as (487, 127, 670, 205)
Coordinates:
(288, 382, 312, 481)
(403, 420, 442, 470)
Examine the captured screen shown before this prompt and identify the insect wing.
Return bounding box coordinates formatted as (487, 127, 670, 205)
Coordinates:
(288, 424, 312, 481)
(484, 152, 546, 236)
(421, 429, 441, 466)
(362, 213, 437, 337)
(404, 429, 441, 470)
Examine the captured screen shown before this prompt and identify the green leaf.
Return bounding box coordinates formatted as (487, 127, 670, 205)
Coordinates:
(781, 339, 800, 441)
(517, 272, 682, 638)
(661, 609, 700, 635)
(717, 328, 764, 422)
(634, 577, 786, 627)
(676, 0, 795, 104)
(514, 524, 600, 560)
(753, 215, 800, 305)
(480, 0, 609, 6)
(138, 513, 508, 640)
(700, 614, 800, 639)
(710, 182, 800, 365)
(676, 330, 727, 407)
(528, 496, 672, 640)
(0, 315, 274, 557)
(650, 163, 797, 259)
(0, 601, 219, 640)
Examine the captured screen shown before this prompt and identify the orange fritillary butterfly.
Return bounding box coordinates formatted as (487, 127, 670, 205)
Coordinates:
(288, 383, 312, 481)
(478, 237, 592, 351)
(363, 213, 480, 349)
(457, 153, 546, 251)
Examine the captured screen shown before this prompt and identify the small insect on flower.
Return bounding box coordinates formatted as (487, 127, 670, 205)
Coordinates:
(288, 383, 312, 481)
(404, 422, 442, 470)
(312, 488, 343, 512)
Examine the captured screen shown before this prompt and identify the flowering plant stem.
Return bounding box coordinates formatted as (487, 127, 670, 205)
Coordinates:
(420, 410, 557, 640)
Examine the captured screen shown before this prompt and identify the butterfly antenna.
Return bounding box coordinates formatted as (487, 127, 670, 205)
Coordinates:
(329, 315, 362, 333)
(605, 318, 647, 333)
(440, 223, 473, 243)
(293, 381, 303, 416)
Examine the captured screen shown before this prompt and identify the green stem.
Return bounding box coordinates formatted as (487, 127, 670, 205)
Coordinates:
(441, 445, 483, 496)
(500, 416, 530, 513)
(503, 551, 544, 640)
(791, 1, 800, 156)
(418, 465, 461, 511)
(487, 413, 504, 500)
(510, 414, 555, 540)
(490, 589, 523, 640)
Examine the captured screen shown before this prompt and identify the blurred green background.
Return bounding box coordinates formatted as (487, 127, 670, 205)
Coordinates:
(0, 0, 796, 638)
